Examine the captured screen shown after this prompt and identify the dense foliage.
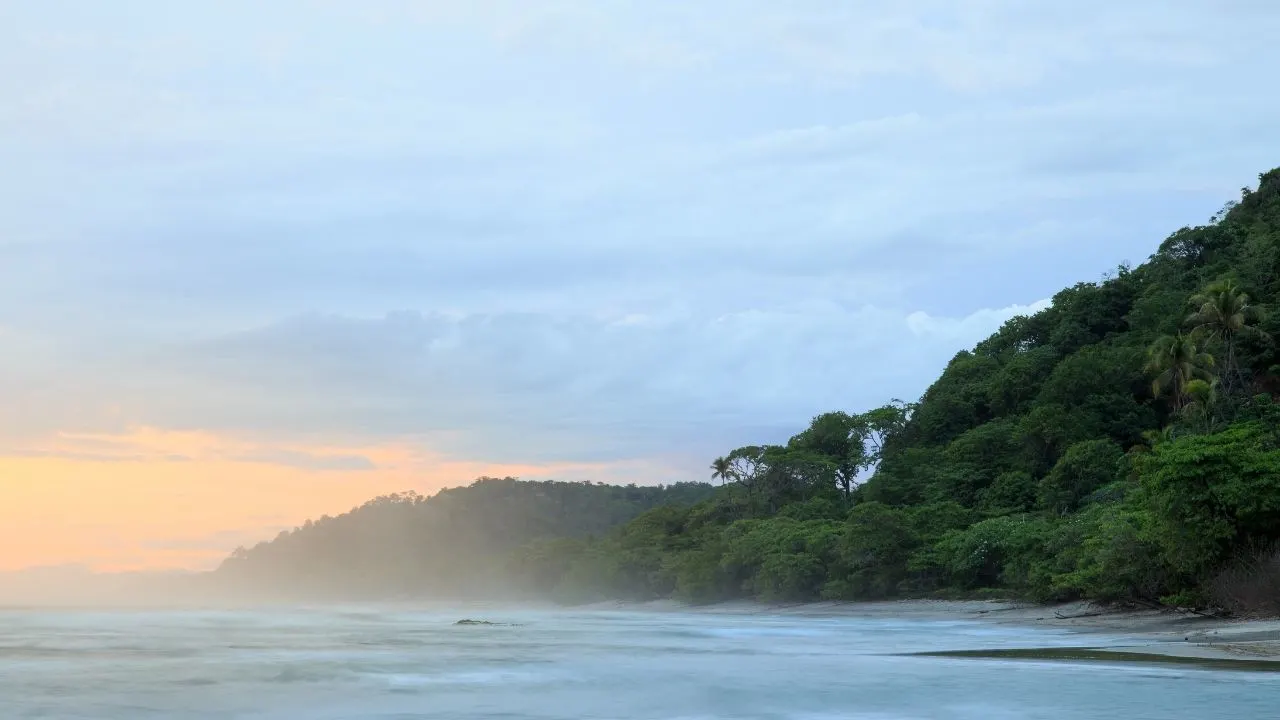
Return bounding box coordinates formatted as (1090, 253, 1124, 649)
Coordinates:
(511, 168, 1280, 611)
(215, 477, 716, 599)
(222, 169, 1280, 613)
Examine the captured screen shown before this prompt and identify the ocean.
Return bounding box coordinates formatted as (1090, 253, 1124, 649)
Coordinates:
(2, 605, 1274, 719)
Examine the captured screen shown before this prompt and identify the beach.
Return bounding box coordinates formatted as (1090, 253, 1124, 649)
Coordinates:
(577, 597, 1280, 666)
(6, 601, 1279, 719)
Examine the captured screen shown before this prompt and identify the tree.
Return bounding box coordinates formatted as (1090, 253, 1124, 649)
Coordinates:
(1138, 422, 1280, 581)
(709, 456, 733, 486)
(787, 404, 917, 501)
(860, 400, 915, 464)
(1185, 278, 1267, 395)
(725, 445, 767, 501)
(1037, 439, 1124, 515)
(787, 412, 868, 500)
(978, 471, 1037, 514)
(1179, 378, 1220, 434)
(1145, 333, 1215, 412)
(758, 446, 835, 512)
(830, 502, 919, 598)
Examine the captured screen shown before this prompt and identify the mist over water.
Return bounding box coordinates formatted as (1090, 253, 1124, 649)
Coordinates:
(2, 606, 1275, 719)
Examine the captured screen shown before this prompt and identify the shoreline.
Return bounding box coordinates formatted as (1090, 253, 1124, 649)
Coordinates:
(577, 597, 1280, 665)
(6, 594, 1279, 667)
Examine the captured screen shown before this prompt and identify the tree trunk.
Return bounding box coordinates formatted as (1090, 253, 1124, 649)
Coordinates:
(1226, 333, 1245, 395)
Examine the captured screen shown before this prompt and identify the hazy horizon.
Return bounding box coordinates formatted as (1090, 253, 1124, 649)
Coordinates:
(4, 2, 1280, 572)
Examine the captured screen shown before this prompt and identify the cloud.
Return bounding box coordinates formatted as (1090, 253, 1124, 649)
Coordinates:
(5, 450, 193, 464)
(15, 299, 1054, 464)
(0, 427, 380, 473)
(230, 449, 378, 472)
(907, 299, 1054, 342)
(0, 0, 1278, 478)
(739, 114, 926, 163)
(142, 528, 290, 553)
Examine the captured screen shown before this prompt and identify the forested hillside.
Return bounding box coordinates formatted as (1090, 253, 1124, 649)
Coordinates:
(220, 168, 1280, 615)
(512, 168, 1280, 613)
(214, 478, 716, 599)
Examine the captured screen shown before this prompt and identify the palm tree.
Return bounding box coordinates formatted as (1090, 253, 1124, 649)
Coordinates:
(709, 456, 733, 486)
(1146, 333, 1215, 412)
(1186, 278, 1267, 394)
(1140, 426, 1176, 449)
(1180, 378, 1220, 434)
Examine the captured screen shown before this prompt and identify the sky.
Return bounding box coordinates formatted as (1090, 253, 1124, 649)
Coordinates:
(2, 1, 1279, 572)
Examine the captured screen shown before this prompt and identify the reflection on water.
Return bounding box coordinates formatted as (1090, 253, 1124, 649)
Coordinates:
(1, 606, 1276, 719)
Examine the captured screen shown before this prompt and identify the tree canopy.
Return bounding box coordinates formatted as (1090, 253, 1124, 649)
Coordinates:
(500, 168, 1280, 611)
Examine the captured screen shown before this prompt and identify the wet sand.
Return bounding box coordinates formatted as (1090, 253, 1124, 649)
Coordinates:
(582, 598, 1280, 667)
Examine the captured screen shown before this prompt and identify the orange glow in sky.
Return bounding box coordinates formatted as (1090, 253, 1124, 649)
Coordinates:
(0, 428, 608, 572)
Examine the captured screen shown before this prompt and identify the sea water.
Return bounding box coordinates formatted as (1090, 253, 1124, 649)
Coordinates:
(1, 605, 1274, 719)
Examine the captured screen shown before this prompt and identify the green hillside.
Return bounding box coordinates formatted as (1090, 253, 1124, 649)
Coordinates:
(214, 477, 716, 599)
(515, 168, 1280, 613)
(218, 168, 1280, 614)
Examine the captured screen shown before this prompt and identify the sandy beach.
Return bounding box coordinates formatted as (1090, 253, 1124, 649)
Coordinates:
(579, 598, 1280, 666)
